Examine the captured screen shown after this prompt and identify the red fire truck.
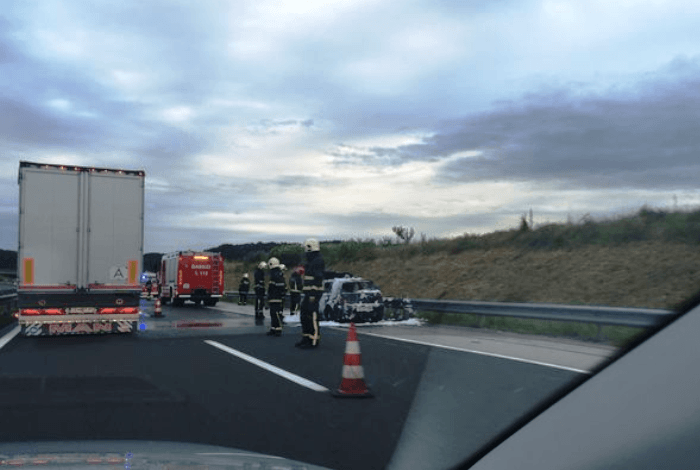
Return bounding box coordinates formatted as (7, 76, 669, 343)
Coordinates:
(159, 251, 224, 306)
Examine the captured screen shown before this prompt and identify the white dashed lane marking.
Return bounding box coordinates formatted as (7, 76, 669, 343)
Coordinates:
(204, 340, 330, 392)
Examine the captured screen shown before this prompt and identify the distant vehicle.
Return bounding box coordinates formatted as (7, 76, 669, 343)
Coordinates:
(140, 271, 158, 298)
(159, 251, 224, 306)
(319, 276, 384, 323)
(16, 161, 144, 336)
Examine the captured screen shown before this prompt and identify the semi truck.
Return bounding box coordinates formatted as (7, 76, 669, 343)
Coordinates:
(16, 161, 145, 336)
(159, 251, 224, 306)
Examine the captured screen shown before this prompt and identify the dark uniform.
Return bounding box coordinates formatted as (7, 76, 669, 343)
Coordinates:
(254, 266, 266, 324)
(289, 270, 303, 314)
(297, 242, 324, 349)
(267, 263, 286, 336)
(238, 274, 250, 305)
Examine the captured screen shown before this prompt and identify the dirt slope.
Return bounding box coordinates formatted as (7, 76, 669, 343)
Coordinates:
(225, 241, 700, 310)
(329, 241, 700, 309)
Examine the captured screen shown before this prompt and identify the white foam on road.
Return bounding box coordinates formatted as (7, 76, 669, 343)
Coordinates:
(204, 340, 330, 392)
(320, 318, 424, 327)
(0, 325, 20, 351)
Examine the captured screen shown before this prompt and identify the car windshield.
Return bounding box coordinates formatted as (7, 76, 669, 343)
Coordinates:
(1, 2, 699, 470)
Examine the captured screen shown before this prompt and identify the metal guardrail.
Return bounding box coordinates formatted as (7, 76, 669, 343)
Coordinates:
(0, 285, 18, 315)
(409, 299, 674, 328)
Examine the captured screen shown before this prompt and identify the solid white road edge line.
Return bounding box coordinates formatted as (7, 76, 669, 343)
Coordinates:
(349, 329, 592, 375)
(0, 325, 20, 351)
(204, 340, 330, 392)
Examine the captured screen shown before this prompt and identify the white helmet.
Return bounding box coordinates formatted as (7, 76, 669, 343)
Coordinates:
(258, 261, 268, 269)
(304, 238, 320, 252)
(243, 273, 249, 278)
(268, 257, 280, 269)
(280, 264, 287, 271)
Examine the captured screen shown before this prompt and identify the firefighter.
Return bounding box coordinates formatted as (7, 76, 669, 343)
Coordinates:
(254, 261, 267, 325)
(266, 257, 286, 336)
(296, 238, 324, 349)
(145, 279, 152, 299)
(279, 264, 288, 323)
(238, 273, 250, 305)
(289, 266, 303, 314)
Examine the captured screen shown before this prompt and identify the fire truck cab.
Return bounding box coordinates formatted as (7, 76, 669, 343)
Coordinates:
(159, 251, 224, 307)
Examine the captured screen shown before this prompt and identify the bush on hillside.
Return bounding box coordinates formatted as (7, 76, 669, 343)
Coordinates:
(270, 243, 304, 268)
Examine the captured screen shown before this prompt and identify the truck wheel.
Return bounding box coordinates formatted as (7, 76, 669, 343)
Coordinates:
(204, 300, 217, 307)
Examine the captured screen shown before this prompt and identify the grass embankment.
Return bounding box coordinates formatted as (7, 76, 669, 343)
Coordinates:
(224, 207, 700, 346)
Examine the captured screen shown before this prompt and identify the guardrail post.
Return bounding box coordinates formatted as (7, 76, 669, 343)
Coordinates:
(596, 323, 604, 342)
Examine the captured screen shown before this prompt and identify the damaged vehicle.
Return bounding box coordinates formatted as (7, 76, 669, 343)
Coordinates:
(319, 276, 384, 323)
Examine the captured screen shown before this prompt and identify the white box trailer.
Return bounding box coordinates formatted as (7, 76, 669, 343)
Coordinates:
(17, 161, 145, 336)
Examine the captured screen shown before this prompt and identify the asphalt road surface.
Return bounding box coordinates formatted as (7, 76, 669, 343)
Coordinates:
(0, 299, 600, 470)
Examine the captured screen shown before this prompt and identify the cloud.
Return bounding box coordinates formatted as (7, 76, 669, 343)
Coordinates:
(1, 0, 699, 253)
(330, 56, 700, 191)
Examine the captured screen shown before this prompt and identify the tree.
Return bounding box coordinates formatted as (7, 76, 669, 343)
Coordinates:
(392, 226, 415, 244)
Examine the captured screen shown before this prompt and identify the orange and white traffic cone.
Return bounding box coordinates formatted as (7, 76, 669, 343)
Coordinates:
(154, 297, 163, 317)
(333, 323, 373, 398)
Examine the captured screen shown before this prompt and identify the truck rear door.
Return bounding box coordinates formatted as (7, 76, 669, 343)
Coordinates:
(86, 170, 144, 289)
(19, 166, 81, 289)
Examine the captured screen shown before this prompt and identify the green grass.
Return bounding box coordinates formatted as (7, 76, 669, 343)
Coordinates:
(319, 206, 700, 264)
(416, 311, 646, 348)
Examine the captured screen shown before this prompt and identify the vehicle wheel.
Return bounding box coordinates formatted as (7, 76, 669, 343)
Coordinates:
(204, 300, 217, 307)
(324, 306, 333, 321)
(173, 298, 184, 307)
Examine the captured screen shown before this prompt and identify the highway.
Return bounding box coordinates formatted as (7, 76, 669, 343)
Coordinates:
(0, 299, 616, 470)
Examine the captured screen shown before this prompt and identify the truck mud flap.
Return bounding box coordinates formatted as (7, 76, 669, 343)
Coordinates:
(21, 321, 137, 336)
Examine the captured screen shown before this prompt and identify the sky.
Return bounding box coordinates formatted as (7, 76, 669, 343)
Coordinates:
(1, 0, 699, 253)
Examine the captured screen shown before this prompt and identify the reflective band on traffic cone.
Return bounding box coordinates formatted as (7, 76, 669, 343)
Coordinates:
(154, 298, 163, 317)
(333, 322, 373, 398)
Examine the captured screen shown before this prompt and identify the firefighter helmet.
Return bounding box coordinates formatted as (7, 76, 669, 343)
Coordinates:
(258, 261, 268, 269)
(304, 238, 320, 252)
(243, 273, 249, 278)
(268, 257, 280, 269)
(280, 264, 287, 271)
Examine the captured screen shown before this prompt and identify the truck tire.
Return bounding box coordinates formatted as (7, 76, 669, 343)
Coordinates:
(204, 299, 217, 307)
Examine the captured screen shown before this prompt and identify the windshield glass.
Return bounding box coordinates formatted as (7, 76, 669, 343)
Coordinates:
(1, 1, 699, 470)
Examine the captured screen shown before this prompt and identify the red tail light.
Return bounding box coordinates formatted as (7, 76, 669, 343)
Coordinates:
(98, 307, 139, 314)
(44, 308, 64, 315)
(20, 309, 42, 315)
